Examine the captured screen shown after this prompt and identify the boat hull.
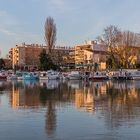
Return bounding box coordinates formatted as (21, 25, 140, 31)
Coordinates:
(89, 76, 108, 80)
(0, 76, 7, 80)
(68, 77, 81, 80)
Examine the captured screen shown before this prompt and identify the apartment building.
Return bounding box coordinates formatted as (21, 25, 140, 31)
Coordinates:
(9, 43, 46, 69)
(50, 46, 74, 67)
(9, 43, 74, 69)
(75, 41, 107, 70)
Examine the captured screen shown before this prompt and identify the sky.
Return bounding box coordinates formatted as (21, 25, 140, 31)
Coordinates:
(0, 0, 140, 57)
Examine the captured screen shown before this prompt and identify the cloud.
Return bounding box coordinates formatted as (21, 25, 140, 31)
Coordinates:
(0, 27, 41, 42)
(0, 10, 19, 27)
(47, 0, 73, 14)
(50, 0, 65, 7)
(0, 28, 18, 36)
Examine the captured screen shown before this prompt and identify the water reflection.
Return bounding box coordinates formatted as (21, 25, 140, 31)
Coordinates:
(1, 80, 140, 139)
(104, 81, 140, 129)
(74, 81, 108, 113)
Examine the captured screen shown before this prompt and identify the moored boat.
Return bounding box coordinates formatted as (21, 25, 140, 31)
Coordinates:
(47, 70, 60, 80)
(111, 70, 132, 80)
(67, 71, 82, 80)
(16, 72, 23, 80)
(7, 74, 17, 80)
(39, 71, 48, 80)
(0, 72, 7, 80)
(23, 72, 39, 80)
(89, 71, 108, 80)
(127, 70, 140, 80)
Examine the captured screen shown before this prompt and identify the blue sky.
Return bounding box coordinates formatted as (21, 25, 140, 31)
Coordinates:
(0, 0, 140, 57)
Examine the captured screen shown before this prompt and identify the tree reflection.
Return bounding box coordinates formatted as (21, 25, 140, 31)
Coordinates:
(45, 101, 56, 135)
(0, 81, 13, 93)
(103, 80, 140, 129)
(39, 81, 75, 135)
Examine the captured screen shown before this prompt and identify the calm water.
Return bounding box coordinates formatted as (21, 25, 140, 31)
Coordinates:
(0, 80, 140, 140)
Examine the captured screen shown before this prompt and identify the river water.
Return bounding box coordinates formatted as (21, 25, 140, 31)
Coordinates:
(0, 80, 140, 140)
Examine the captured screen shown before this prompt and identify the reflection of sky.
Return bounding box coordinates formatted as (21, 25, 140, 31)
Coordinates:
(0, 108, 47, 140)
(0, 94, 9, 107)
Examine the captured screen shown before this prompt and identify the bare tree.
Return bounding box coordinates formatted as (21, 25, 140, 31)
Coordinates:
(45, 17, 56, 54)
(98, 25, 122, 68)
(102, 25, 121, 49)
(98, 25, 140, 68)
(116, 31, 140, 68)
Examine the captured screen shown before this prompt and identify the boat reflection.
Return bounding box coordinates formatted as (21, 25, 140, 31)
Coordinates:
(39, 80, 59, 89)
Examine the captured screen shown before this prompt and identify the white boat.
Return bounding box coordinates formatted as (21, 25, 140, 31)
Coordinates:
(23, 72, 39, 80)
(7, 74, 17, 80)
(67, 71, 82, 80)
(16, 72, 23, 80)
(127, 70, 140, 80)
(111, 71, 120, 79)
(39, 71, 48, 80)
(89, 71, 108, 80)
(59, 72, 68, 80)
(111, 70, 131, 80)
(47, 70, 60, 80)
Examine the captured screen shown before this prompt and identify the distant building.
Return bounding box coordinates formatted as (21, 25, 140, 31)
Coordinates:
(9, 43, 46, 69)
(75, 41, 107, 70)
(9, 43, 74, 70)
(50, 46, 74, 67)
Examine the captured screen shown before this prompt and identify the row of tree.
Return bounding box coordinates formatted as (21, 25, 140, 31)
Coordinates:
(98, 25, 140, 69)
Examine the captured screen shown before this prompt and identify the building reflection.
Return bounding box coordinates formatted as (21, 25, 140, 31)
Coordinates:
(7, 79, 140, 133)
(75, 82, 95, 112)
(10, 81, 40, 108)
(74, 81, 108, 113)
(11, 81, 25, 108)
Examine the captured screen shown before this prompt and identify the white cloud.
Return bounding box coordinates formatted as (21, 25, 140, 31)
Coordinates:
(0, 28, 18, 36)
(50, 0, 65, 7)
(0, 27, 41, 42)
(47, 0, 73, 14)
(0, 10, 18, 24)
